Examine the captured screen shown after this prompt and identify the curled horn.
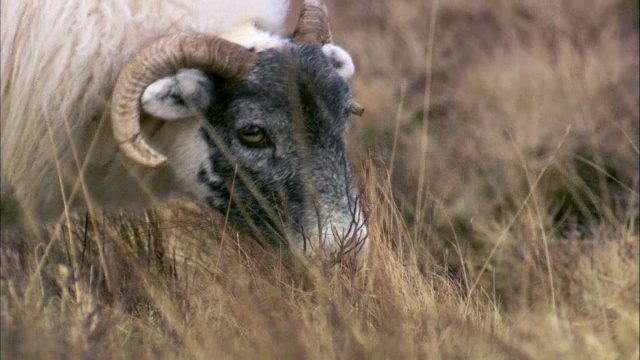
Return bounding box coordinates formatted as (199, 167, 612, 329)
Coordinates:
(111, 33, 258, 167)
(294, 2, 364, 117)
(293, 2, 332, 46)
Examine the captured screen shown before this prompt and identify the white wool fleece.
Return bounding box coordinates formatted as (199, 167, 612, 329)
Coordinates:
(0, 0, 302, 228)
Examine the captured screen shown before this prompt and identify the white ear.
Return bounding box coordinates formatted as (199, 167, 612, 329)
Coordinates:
(321, 44, 355, 79)
(141, 69, 213, 120)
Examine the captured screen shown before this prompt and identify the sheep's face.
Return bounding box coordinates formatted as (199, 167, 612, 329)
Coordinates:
(142, 44, 367, 259)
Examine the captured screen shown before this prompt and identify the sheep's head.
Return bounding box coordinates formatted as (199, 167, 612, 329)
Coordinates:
(111, 4, 367, 259)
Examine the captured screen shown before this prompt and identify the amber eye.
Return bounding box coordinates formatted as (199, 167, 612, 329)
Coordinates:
(238, 126, 268, 146)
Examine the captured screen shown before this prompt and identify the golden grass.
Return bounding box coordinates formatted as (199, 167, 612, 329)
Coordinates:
(2, 0, 638, 358)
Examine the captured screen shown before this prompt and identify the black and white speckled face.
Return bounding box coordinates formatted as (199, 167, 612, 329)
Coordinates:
(142, 43, 367, 257)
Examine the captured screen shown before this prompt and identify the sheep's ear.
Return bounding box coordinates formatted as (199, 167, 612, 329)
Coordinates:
(141, 69, 213, 121)
(322, 44, 355, 80)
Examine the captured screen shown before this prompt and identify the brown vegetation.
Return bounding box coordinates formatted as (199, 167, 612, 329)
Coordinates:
(2, 0, 638, 358)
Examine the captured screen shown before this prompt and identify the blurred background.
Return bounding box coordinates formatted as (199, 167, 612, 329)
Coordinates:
(332, 0, 639, 301)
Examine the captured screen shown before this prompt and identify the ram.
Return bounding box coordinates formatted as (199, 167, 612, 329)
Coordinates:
(1, 0, 368, 257)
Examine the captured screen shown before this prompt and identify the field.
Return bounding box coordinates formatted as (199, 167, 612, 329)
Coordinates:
(2, 0, 638, 358)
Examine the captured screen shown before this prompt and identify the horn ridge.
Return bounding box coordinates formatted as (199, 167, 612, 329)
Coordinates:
(293, 4, 332, 46)
(111, 33, 258, 167)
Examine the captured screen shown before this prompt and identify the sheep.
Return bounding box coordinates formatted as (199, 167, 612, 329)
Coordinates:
(1, 0, 368, 258)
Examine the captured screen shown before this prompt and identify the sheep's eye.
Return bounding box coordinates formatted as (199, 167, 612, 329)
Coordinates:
(238, 126, 268, 146)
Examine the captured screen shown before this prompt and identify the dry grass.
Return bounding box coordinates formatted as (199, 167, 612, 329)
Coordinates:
(2, 0, 638, 358)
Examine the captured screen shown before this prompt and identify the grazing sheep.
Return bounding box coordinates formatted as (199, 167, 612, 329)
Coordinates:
(1, 0, 367, 257)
